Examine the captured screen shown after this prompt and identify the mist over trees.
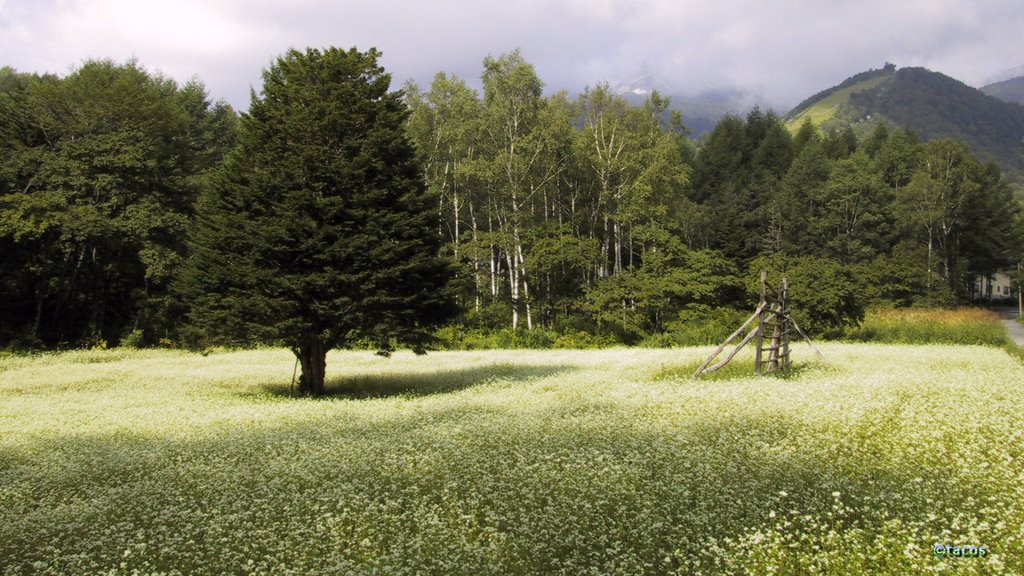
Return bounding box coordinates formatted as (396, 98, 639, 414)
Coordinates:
(1, 51, 1022, 352)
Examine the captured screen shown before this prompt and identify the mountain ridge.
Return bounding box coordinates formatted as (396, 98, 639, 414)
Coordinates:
(785, 65, 1024, 184)
(982, 76, 1024, 106)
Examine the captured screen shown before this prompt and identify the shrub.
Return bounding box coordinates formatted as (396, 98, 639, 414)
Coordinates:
(120, 329, 145, 349)
(645, 307, 749, 347)
(846, 308, 1010, 346)
(82, 335, 109, 350)
(748, 255, 865, 337)
(551, 329, 618, 349)
(435, 327, 558, 350)
(502, 328, 556, 349)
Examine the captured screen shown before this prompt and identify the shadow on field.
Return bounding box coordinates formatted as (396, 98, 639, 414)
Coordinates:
(258, 363, 575, 399)
(1, 397, 997, 575)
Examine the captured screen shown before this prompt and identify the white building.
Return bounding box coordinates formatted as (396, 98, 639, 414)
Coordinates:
(972, 272, 1017, 302)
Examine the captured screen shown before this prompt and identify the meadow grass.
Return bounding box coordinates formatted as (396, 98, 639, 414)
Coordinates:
(846, 308, 1012, 346)
(1, 345, 1022, 575)
(786, 74, 891, 129)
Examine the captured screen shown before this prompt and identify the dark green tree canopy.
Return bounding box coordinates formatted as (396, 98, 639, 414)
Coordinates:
(4, 50, 1023, 355)
(0, 60, 234, 347)
(179, 47, 455, 396)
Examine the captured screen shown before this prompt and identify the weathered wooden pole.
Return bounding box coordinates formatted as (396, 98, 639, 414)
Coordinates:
(755, 271, 767, 374)
(692, 302, 766, 378)
(694, 273, 822, 379)
(780, 278, 791, 370)
(769, 313, 781, 372)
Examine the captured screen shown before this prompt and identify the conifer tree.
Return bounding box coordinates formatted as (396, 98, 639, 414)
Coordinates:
(180, 47, 455, 396)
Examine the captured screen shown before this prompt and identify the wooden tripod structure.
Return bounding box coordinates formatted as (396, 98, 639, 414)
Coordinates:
(693, 272, 824, 378)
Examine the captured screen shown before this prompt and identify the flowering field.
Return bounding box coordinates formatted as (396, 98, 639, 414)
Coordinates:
(1, 345, 1022, 575)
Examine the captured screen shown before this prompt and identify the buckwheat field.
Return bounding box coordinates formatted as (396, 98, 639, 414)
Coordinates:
(1, 344, 1022, 575)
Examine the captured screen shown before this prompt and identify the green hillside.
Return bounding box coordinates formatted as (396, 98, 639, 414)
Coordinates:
(786, 74, 890, 127)
(982, 76, 1024, 105)
(787, 65, 896, 127)
(787, 66, 1024, 184)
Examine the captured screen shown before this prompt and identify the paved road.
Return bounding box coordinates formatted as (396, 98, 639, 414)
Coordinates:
(994, 307, 1024, 346)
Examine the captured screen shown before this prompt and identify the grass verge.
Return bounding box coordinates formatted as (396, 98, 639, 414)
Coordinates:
(846, 308, 1011, 346)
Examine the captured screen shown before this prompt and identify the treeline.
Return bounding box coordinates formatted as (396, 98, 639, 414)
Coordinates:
(1, 52, 1022, 349)
(406, 51, 1023, 344)
(0, 62, 236, 347)
(850, 67, 1024, 184)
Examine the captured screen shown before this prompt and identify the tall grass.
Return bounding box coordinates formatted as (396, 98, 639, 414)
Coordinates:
(846, 308, 1011, 346)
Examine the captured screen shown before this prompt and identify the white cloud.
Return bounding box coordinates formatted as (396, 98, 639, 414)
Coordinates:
(1, 0, 1021, 111)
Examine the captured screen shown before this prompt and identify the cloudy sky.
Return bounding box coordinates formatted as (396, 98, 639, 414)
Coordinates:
(1, 0, 1021, 111)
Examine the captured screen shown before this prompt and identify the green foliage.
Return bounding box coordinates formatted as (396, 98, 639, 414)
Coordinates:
(890, 138, 1019, 298)
(178, 47, 456, 395)
(119, 329, 145, 349)
(749, 255, 865, 336)
(5, 52, 1023, 353)
(435, 324, 621, 350)
(874, 126, 919, 190)
(640, 306, 748, 347)
(851, 255, 931, 308)
(585, 235, 742, 340)
(772, 133, 829, 255)
(817, 152, 891, 263)
(822, 126, 858, 160)
(0, 61, 235, 347)
(692, 108, 796, 261)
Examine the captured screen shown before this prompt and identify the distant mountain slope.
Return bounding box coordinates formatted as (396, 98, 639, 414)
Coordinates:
(982, 76, 1024, 105)
(612, 75, 769, 137)
(788, 64, 896, 122)
(619, 90, 748, 137)
(987, 65, 1024, 85)
(787, 66, 1024, 183)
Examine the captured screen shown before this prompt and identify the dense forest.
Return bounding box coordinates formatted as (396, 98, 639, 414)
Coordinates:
(1, 52, 1022, 350)
(0, 62, 237, 349)
(789, 65, 1024, 187)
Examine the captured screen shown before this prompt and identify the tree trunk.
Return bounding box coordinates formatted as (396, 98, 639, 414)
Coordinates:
(470, 202, 481, 312)
(614, 220, 622, 274)
(488, 210, 498, 299)
(507, 250, 519, 330)
(515, 236, 533, 330)
(296, 339, 328, 397)
(628, 227, 634, 270)
(29, 286, 44, 344)
(452, 167, 460, 258)
(926, 226, 934, 290)
(600, 217, 610, 277)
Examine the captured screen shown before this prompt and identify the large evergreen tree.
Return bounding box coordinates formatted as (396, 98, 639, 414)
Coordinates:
(180, 47, 455, 396)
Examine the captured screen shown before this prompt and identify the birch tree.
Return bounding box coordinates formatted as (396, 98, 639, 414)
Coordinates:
(477, 50, 563, 330)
